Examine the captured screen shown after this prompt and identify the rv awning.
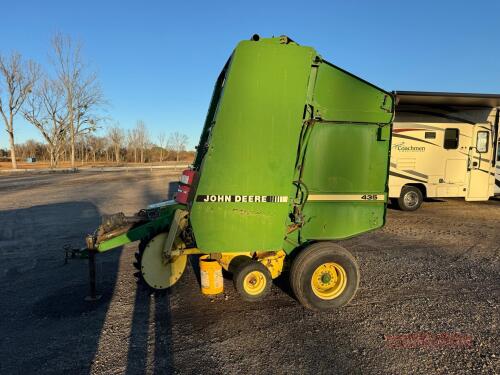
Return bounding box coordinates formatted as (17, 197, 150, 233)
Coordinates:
(395, 91, 500, 108)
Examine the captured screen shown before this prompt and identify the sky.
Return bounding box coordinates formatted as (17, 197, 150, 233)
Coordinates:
(1, 0, 499, 149)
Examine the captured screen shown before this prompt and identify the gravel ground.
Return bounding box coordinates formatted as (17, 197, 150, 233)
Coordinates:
(0, 170, 498, 374)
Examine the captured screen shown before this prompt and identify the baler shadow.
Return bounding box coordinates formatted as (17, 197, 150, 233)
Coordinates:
(124, 179, 176, 374)
(272, 242, 309, 301)
(272, 271, 295, 299)
(0, 201, 120, 374)
(190, 254, 202, 287)
(125, 287, 174, 374)
(0, 171, 181, 374)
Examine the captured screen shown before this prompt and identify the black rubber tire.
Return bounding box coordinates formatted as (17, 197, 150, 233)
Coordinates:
(397, 186, 423, 211)
(233, 259, 272, 302)
(227, 255, 252, 275)
(290, 242, 360, 311)
(133, 234, 167, 295)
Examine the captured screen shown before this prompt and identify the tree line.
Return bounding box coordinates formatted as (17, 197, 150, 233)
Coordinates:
(0, 33, 190, 168)
(3, 128, 191, 165)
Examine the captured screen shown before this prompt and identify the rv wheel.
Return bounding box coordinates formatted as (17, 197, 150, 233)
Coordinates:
(397, 186, 423, 211)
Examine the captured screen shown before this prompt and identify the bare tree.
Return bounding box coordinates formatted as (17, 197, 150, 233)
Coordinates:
(135, 120, 149, 163)
(23, 139, 38, 158)
(0, 52, 39, 168)
(15, 139, 45, 160)
(157, 131, 166, 162)
(168, 132, 188, 162)
(102, 136, 111, 162)
(87, 135, 105, 163)
(51, 33, 105, 168)
(23, 76, 68, 167)
(127, 128, 139, 163)
(77, 134, 87, 165)
(107, 125, 124, 163)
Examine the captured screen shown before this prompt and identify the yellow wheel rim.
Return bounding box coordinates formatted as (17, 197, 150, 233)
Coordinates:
(243, 271, 267, 296)
(311, 262, 347, 300)
(141, 233, 187, 289)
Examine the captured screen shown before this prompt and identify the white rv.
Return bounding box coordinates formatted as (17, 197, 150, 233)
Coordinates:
(389, 91, 500, 210)
(496, 140, 500, 195)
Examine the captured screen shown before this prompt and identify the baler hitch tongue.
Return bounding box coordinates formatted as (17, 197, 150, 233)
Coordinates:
(86, 234, 96, 250)
(85, 248, 101, 301)
(63, 244, 89, 263)
(63, 234, 101, 301)
(93, 212, 148, 247)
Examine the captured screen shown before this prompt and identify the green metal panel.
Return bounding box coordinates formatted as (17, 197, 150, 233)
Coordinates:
(301, 124, 390, 193)
(301, 202, 385, 239)
(299, 123, 391, 240)
(190, 38, 316, 252)
(93, 37, 394, 255)
(190, 36, 394, 253)
(298, 62, 393, 241)
(312, 62, 393, 123)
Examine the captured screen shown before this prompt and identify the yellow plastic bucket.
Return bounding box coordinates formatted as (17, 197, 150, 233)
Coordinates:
(199, 255, 223, 295)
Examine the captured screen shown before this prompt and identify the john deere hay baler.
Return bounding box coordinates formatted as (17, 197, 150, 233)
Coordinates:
(85, 35, 394, 311)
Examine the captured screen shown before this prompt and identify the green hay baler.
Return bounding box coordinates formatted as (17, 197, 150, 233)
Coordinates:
(85, 35, 394, 311)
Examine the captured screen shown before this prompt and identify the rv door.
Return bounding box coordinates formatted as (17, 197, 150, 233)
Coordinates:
(465, 124, 493, 201)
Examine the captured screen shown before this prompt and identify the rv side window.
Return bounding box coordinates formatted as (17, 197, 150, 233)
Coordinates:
(425, 132, 436, 139)
(497, 142, 500, 161)
(476, 131, 489, 153)
(444, 128, 459, 149)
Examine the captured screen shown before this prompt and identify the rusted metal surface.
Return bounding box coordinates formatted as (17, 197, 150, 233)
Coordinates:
(94, 213, 148, 245)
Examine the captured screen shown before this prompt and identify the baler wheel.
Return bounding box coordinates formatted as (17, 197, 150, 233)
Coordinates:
(290, 242, 359, 311)
(233, 259, 272, 302)
(134, 232, 187, 292)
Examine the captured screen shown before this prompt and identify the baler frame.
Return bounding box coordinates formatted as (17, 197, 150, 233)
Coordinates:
(76, 34, 395, 311)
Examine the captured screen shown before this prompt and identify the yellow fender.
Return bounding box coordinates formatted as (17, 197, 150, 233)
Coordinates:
(170, 248, 287, 279)
(218, 250, 286, 279)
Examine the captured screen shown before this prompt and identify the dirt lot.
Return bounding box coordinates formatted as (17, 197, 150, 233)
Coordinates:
(0, 170, 498, 374)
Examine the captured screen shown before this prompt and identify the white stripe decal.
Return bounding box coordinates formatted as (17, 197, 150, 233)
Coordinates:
(196, 195, 289, 203)
(307, 194, 386, 202)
